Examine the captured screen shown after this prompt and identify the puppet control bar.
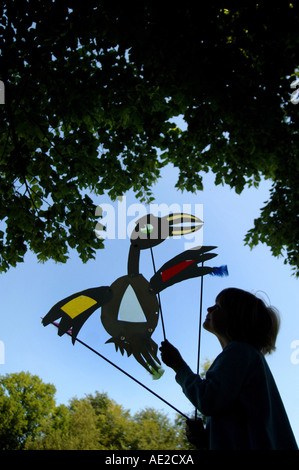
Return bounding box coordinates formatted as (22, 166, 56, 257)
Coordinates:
(49, 321, 189, 420)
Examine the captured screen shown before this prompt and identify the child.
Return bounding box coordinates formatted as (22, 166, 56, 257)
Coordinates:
(159, 287, 298, 450)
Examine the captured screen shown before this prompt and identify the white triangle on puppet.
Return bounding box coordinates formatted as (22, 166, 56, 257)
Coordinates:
(117, 285, 147, 323)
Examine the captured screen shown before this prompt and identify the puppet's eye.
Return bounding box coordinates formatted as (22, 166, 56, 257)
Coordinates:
(140, 224, 153, 234)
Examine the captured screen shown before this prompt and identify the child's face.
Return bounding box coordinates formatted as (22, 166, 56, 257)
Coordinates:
(203, 297, 228, 337)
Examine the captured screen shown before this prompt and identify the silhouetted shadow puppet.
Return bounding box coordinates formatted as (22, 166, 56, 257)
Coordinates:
(43, 213, 226, 374)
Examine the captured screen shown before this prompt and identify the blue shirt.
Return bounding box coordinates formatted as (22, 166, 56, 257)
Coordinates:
(176, 341, 298, 450)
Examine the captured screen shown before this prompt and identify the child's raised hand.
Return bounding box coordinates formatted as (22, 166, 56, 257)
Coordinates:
(159, 340, 186, 372)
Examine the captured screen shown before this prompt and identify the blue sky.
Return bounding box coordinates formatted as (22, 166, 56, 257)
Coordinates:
(1, 163, 299, 444)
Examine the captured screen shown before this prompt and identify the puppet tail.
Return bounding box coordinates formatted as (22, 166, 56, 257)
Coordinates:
(210, 265, 229, 277)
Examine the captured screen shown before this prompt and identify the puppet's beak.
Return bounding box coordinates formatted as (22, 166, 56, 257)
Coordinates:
(167, 213, 203, 236)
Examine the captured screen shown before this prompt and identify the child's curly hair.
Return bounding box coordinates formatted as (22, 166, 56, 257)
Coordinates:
(216, 288, 280, 355)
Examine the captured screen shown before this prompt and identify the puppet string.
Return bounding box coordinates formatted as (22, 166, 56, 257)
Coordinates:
(149, 245, 166, 341)
(195, 262, 204, 420)
(53, 323, 188, 420)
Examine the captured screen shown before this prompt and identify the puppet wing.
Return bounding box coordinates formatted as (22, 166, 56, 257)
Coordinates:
(149, 246, 220, 293)
(42, 286, 113, 343)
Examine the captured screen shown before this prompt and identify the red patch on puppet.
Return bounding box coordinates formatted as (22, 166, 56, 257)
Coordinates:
(161, 260, 196, 282)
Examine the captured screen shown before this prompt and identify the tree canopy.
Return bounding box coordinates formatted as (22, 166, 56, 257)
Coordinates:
(0, 371, 56, 449)
(0, 371, 195, 450)
(1, 1, 298, 275)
